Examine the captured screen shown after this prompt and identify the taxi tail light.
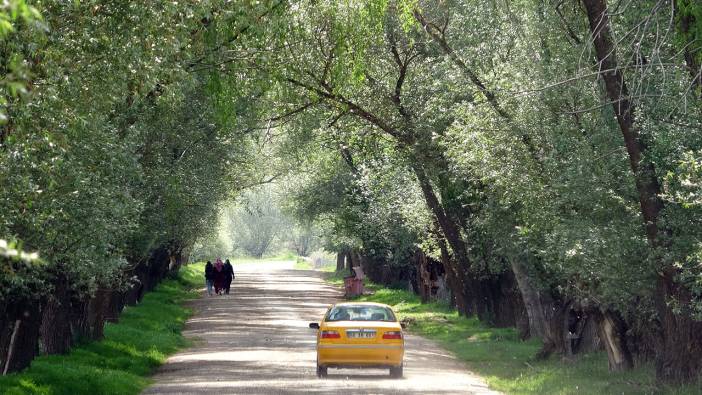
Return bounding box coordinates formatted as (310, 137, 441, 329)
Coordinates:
(382, 331, 403, 340)
(321, 330, 340, 339)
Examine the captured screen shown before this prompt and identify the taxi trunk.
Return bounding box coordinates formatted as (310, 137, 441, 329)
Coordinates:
(317, 321, 404, 368)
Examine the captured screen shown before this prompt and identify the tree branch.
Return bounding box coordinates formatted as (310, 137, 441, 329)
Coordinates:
(285, 76, 404, 140)
(186, 0, 285, 71)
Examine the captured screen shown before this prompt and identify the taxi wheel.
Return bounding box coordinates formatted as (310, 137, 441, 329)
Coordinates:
(316, 365, 328, 378)
(389, 364, 403, 378)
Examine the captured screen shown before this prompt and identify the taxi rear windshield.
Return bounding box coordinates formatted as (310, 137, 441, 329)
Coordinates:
(326, 305, 397, 322)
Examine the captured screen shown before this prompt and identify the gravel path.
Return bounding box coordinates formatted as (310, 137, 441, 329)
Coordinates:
(142, 261, 500, 395)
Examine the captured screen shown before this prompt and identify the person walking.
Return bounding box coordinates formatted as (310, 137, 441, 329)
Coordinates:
(213, 258, 225, 295)
(223, 259, 235, 295)
(204, 260, 214, 296)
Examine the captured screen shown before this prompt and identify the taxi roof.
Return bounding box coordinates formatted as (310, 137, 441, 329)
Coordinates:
(331, 301, 392, 308)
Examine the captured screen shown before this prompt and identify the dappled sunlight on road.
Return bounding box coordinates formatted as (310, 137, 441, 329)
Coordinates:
(169, 349, 314, 363)
(143, 262, 500, 395)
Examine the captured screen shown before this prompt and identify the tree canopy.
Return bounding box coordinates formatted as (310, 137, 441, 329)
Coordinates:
(2, 0, 702, 386)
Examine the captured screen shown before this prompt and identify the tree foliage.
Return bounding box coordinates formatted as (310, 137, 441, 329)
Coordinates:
(3, 0, 702, 386)
(0, 0, 270, 373)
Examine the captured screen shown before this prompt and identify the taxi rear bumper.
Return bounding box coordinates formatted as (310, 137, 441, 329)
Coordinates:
(317, 344, 404, 367)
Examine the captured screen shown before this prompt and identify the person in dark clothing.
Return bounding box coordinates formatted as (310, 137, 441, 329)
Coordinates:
(213, 258, 225, 295)
(204, 261, 214, 296)
(223, 259, 235, 294)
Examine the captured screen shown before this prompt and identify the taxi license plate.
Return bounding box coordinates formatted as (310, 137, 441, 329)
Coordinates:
(346, 330, 376, 339)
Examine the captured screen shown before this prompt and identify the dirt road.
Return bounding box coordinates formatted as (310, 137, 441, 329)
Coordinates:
(143, 261, 500, 395)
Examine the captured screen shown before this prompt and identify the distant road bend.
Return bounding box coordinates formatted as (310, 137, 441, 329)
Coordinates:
(143, 261, 500, 395)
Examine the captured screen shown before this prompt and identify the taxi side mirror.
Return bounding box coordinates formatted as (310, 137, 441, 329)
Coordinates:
(309, 322, 320, 329)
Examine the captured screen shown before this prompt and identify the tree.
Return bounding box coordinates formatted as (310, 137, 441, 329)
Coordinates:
(581, 0, 702, 381)
(0, 0, 268, 370)
(228, 186, 286, 258)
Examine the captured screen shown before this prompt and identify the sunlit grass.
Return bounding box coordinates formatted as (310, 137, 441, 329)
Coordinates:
(293, 256, 338, 272)
(225, 251, 298, 264)
(323, 269, 348, 286)
(293, 257, 314, 270)
(0, 264, 202, 395)
(328, 275, 702, 395)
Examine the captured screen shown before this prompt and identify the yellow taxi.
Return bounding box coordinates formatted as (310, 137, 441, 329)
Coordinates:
(309, 302, 404, 378)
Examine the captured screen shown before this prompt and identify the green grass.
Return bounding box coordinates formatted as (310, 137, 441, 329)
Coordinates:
(318, 264, 337, 272)
(295, 262, 337, 271)
(324, 270, 352, 286)
(293, 257, 314, 270)
(293, 257, 337, 272)
(324, 272, 701, 395)
(225, 251, 298, 265)
(0, 263, 204, 395)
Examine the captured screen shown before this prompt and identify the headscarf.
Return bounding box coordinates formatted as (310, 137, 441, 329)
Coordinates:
(215, 258, 224, 271)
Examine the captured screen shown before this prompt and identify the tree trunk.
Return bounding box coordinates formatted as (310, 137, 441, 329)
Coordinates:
(583, 0, 702, 383)
(147, 247, 170, 291)
(578, 316, 603, 354)
(105, 291, 124, 324)
(509, 257, 551, 341)
(565, 307, 598, 357)
(168, 248, 185, 276)
(582, 0, 663, 244)
(123, 255, 145, 306)
(413, 164, 470, 274)
(493, 269, 529, 334)
(416, 250, 430, 303)
(594, 310, 633, 371)
(654, 281, 702, 382)
(88, 289, 110, 341)
(70, 297, 91, 341)
(414, 164, 491, 319)
(2, 301, 41, 373)
(336, 251, 345, 272)
(436, 232, 467, 314)
(40, 274, 72, 354)
(0, 313, 10, 369)
(627, 316, 658, 366)
(124, 263, 146, 306)
(2, 320, 21, 375)
(349, 249, 362, 270)
(537, 302, 569, 359)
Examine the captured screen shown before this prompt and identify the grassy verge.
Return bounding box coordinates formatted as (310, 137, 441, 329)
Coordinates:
(293, 257, 336, 272)
(322, 271, 699, 395)
(293, 256, 314, 270)
(225, 251, 298, 265)
(0, 263, 204, 395)
(296, 262, 337, 272)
